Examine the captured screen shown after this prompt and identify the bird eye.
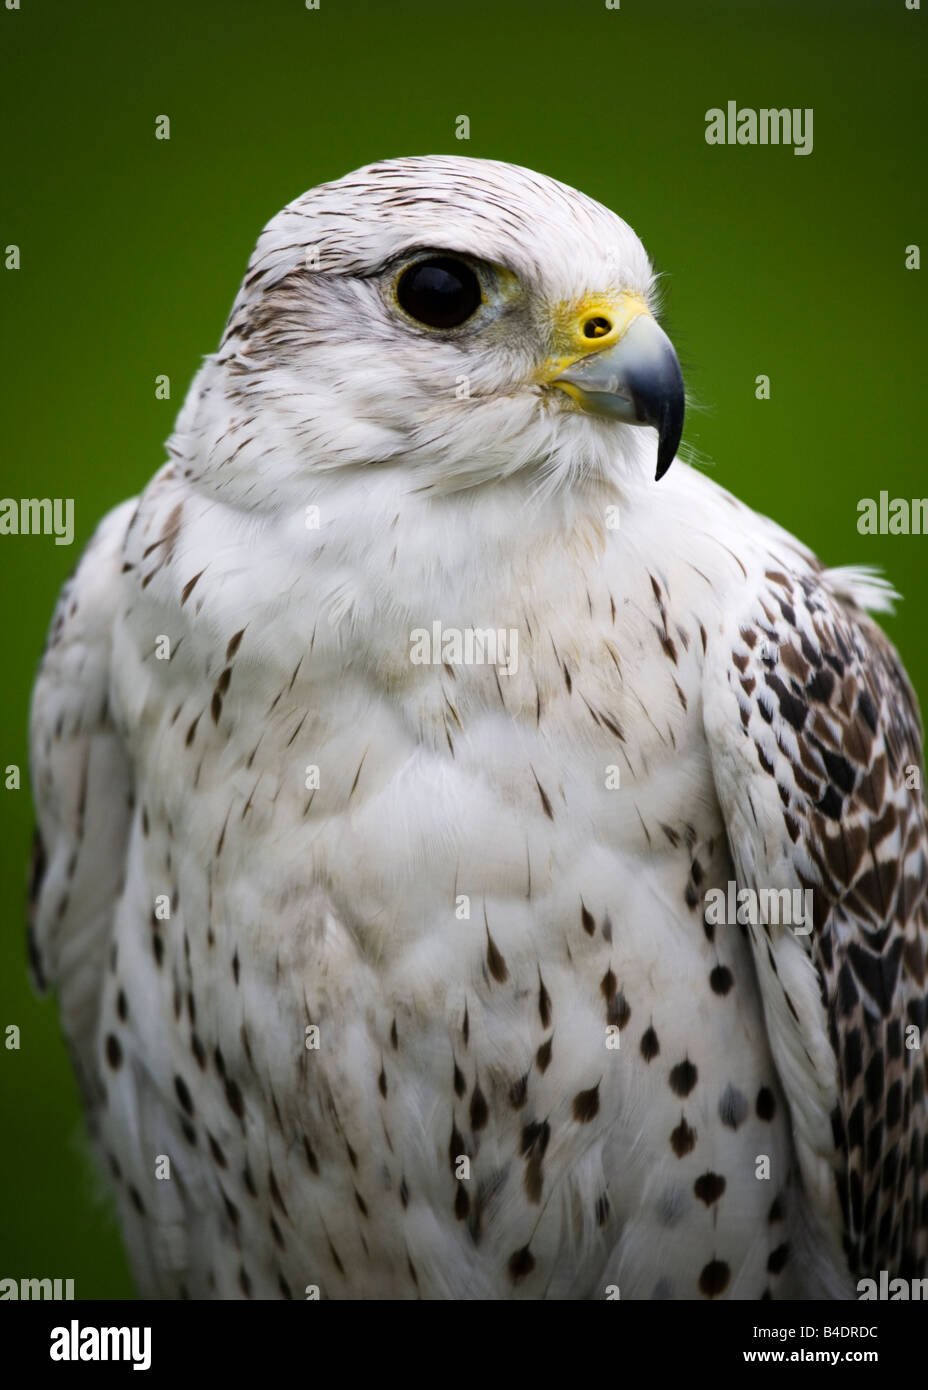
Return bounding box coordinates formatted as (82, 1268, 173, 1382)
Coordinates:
(395, 257, 483, 329)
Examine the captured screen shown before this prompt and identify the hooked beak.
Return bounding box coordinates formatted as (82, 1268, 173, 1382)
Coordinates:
(551, 312, 685, 481)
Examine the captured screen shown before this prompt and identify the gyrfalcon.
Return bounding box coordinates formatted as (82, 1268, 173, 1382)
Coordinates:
(28, 156, 928, 1300)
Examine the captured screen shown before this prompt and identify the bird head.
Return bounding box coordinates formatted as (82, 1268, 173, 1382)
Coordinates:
(178, 156, 684, 503)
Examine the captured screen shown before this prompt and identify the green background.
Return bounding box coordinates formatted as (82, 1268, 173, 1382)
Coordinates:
(0, 0, 924, 1299)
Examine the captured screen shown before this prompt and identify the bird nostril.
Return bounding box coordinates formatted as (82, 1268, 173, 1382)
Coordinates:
(583, 316, 612, 339)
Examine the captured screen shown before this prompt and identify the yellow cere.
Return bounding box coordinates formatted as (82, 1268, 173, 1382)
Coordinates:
(540, 292, 652, 383)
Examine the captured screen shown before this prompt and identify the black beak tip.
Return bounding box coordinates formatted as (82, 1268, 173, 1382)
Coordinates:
(629, 354, 685, 482)
(653, 389, 685, 482)
(655, 426, 681, 480)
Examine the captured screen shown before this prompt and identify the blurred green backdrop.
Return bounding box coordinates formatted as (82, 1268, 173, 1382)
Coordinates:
(0, 0, 924, 1298)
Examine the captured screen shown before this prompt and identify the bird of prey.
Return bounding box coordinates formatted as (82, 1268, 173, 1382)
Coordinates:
(29, 156, 927, 1300)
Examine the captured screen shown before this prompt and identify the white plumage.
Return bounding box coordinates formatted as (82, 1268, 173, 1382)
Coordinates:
(29, 157, 928, 1299)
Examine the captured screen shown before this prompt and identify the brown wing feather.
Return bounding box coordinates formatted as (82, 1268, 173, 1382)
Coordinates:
(706, 560, 928, 1282)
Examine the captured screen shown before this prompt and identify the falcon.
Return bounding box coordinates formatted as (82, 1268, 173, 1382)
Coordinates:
(28, 155, 928, 1300)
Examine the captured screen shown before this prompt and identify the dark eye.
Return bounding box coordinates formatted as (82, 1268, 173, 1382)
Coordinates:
(396, 257, 482, 329)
